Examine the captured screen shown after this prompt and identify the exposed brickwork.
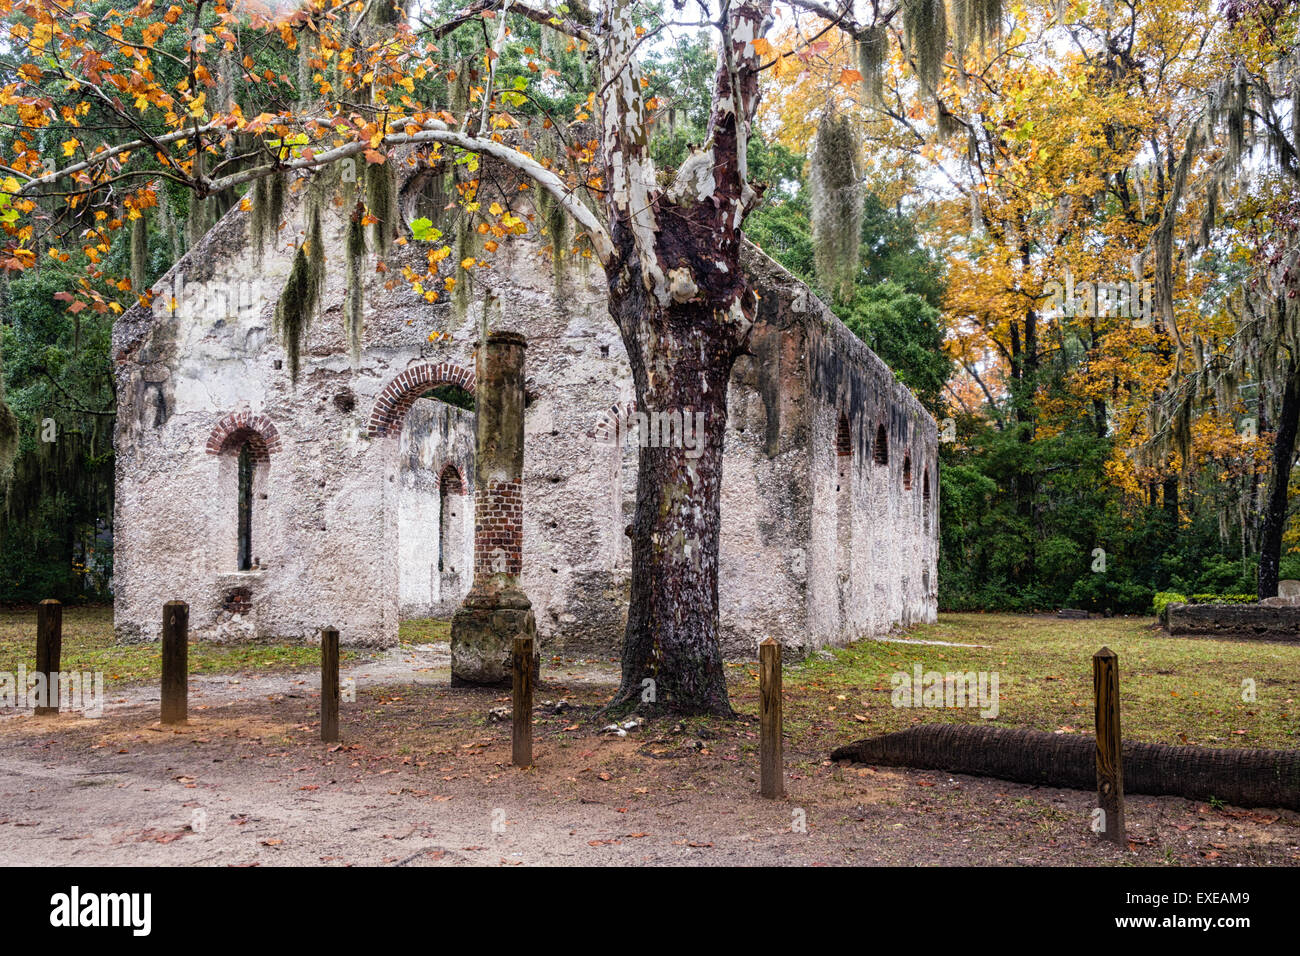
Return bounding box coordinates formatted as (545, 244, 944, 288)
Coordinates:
(873, 422, 889, 465)
(836, 413, 852, 457)
(223, 587, 252, 614)
(205, 412, 282, 459)
(473, 480, 523, 577)
(903, 453, 913, 490)
(368, 362, 476, 438)
(439, 463, 466, 495)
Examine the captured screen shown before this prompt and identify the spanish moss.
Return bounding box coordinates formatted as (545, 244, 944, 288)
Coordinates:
(130, 211, 149, 299)
(366, 159, 396, 257)
(902, 0, 948, 92)
(810, 113, 862, 305)
(274, 197, 326, 383)
(345, 199, 367, 365)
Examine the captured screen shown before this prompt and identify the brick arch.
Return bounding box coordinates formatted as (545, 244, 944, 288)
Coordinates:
(368, 362, 476, 438)
(205, 412, 282, 461)
(438, 462, 468, 495)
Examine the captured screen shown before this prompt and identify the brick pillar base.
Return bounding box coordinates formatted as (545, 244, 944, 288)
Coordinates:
(449, 590, 537, 687)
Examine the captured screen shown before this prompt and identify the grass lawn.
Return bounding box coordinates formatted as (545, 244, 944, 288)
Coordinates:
(398, 618, 451, 644)
(754, 612, 1300, 759)
(0, 605, 357, 685)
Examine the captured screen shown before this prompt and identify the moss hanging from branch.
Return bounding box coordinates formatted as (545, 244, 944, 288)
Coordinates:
(130, 211, 149, 298)
(810, 114, 862, 305)
(951, 0, 1003, 57)
(274, 195, 326, 383)
(451, 213, 474, 330)
(936, 98, 961, 139)
(367, 0, 407, 27)
(902, 0, 948, 92)
(365, 159, 396, 257)
(345, 199, 367, 365)
(855, 25, 888, 107)
(251, 171, 286, 260)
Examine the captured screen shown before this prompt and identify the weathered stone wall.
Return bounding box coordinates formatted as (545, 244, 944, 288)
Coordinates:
(1167, 603, 1300, 641)
(113, 165, 938, 653)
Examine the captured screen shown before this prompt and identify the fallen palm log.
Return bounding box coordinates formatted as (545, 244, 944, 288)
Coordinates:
(831, 725, 1300, 810)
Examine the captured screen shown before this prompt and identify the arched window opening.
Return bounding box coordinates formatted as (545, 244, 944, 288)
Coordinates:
(923, 469, 932, 533)
(903, 454, 913, 491)
(237, 443, 254, 570)
(873, 423, 889, 465)
(835, 412, 851, 492)
(207, 413, 279, 575)
(836, 413, 852, 458)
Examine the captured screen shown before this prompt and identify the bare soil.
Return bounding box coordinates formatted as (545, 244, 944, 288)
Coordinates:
(1, 648, 1296, 866)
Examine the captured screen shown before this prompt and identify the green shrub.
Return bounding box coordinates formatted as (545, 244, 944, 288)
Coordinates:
(1152, 592, 1187, 620)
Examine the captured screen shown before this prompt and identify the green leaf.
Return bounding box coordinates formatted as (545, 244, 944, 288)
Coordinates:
(410, 218, 442, 242)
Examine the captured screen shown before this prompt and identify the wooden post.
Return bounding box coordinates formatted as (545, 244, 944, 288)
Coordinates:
(161, 601, 188, 725)
(760, 638, 784, 798)
(321, 627, 340, 743)
(35, 600, 62, 716)
(1093, 646, 1125, 843)
(512, 635, 533, 767)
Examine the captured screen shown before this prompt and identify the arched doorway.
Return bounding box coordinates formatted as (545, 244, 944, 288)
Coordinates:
(371, 363, 477, 621)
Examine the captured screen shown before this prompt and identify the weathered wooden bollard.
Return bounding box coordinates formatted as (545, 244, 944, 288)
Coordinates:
(512, 635, 533, 767)
(35, 599, 62, 716)
(760, 638, 784, 798)
(321, 627, 340, 743)
(161, 601, 188, 725)
(1093, 646, 1125, 843)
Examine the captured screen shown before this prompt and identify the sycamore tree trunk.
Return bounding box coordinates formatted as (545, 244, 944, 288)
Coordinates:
(605, 272, 744, 715)
(1258, 356, 1300, 598)
(596, 0, 768, 715)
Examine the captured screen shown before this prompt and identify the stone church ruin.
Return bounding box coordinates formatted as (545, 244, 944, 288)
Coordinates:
(112, 157, 938, 665)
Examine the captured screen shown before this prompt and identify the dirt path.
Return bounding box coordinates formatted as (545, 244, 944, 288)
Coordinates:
(1, 646, 1297, 866)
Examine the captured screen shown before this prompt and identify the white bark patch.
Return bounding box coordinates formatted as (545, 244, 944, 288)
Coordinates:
(667, 147, 717, 207)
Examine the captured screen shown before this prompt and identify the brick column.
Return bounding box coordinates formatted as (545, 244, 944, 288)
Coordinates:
(451, 331, 537, 686)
